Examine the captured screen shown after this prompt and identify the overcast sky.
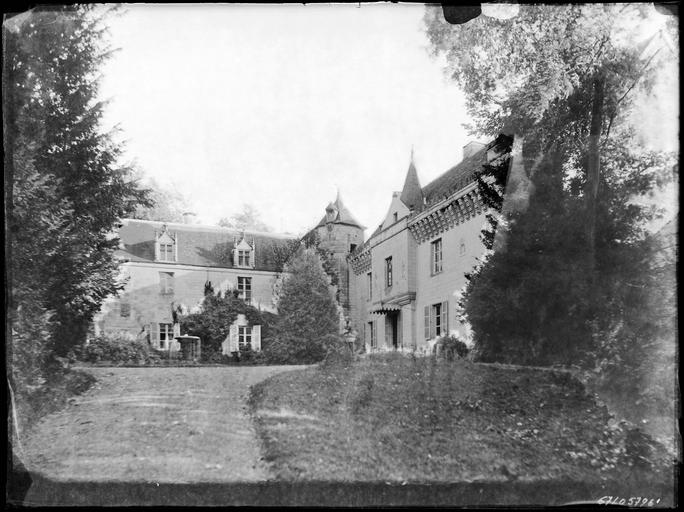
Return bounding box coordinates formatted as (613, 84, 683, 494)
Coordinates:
(99, 3, 678, 237)
(99, 3, 477, 236)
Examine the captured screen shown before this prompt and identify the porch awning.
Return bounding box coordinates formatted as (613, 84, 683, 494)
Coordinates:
(370, 304, 402, 315)
(368, 291, 416, 315)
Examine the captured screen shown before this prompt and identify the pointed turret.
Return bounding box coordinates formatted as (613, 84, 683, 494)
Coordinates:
(400, 150, 423, 211)
(316, 190, 365, 229)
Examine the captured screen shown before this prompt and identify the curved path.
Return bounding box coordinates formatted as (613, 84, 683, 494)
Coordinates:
(19, 366, 303, 483)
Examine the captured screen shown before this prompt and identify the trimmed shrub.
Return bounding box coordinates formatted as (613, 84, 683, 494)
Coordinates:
(435, 335, 470, 361)
(82, 334, 154, 365)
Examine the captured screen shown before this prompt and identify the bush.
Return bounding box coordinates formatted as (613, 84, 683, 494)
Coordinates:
(265, 248, 341, 364)
(321, 335, 354, 368)
(435, 335, 469, 361)
(82, 334, 154, 365)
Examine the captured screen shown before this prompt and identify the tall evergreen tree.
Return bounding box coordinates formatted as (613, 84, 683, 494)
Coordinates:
(5, 6, 150, 360)
(265, 248, 341, 364)
(426, 5, 677, 369)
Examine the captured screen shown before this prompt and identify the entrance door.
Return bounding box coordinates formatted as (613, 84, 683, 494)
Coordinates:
(391, 314, 398, 349)
(385, 312, 400, 349)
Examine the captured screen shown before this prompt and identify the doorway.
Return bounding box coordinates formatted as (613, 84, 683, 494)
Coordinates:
(385, 312, 400, 350)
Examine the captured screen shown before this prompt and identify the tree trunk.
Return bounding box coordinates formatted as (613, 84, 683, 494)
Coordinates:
(586, 73, 605, 274)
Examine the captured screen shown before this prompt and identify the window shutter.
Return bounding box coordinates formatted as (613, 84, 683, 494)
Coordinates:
(151, 323, 159, 347)
(441, 301, 449, 335)
(252, 325, 261, 352)
(424, 306, 430, 340)
(229, 323, 238, 352)
(430, 306, 436, 339)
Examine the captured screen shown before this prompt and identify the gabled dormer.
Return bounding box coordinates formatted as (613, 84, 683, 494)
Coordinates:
(155, 224, 177, 262)
(233, 235, 255, 268)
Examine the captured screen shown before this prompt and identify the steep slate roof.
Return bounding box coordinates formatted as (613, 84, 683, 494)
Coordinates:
(399, 160, 423, 210)
(421, 146, 488, 208)
(116, 219, 297, 271)
(421, 134, 512, 209)
(315, 191, 365, 229)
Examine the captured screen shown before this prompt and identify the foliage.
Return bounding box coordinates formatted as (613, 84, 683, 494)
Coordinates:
(263, 248, 341, 364)
(179, 289, 270, 362)
(424, 4, 674, 150)
(6, 5, 151, 364)
(435, 335, 470, 361)
(427, 6, 677, 381)
(131, 175, 190, 223)
(82, 334, 156, 365)
(219, 203, 273, 232)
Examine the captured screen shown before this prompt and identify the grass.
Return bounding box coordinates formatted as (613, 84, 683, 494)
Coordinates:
(11, 368, 96, 440)
(249, 353, 674, 484)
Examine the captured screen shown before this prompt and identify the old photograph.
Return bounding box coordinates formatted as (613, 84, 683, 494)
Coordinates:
(4, 3, 679, 507)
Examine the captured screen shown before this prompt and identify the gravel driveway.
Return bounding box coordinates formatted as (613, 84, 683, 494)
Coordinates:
(19, 366, 303, 483)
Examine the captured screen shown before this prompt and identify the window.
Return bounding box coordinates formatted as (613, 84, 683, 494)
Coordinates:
(424, 301, 449, 340)
(431, 238, 443, 274)
(238, 276, 252, 302)
(159, 243, 175, 262)
(350, 243, 357, 253)
(159, 323, 173, 349)
(120, 303, 130, 318)
(368, 321, 375, 348)
(460, 239, 466, 256)
(367, 272, 372, 300)
(238, 250, 250, 267)
(393, 212, 398, 223)
(385, 257, 393, 288)
(159, 272, 174, 295)
(238, 326, 252, 350)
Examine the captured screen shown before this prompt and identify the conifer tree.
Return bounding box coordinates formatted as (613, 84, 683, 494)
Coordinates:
(5, 5, 150, 360)
(265, 248, 341, 364)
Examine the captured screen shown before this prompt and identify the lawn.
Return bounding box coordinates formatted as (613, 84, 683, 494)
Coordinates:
(249, 353, 674, 485)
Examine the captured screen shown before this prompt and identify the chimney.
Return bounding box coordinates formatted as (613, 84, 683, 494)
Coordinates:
(463, 141, 487, 160)
(182, 211, 197, 225)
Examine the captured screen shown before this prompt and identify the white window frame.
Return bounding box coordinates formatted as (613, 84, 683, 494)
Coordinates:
(431, 238, 443, 275)
(159, 322, 173, 349)
(238, 250, 250, 267)
(238, 325, 252, 350)
(238, 276, 252, 302)
(159, 243, 175, 262)
(385, 257, 393, 288)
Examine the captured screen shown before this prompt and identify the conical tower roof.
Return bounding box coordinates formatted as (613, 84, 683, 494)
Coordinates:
(315, 190, 365, 229)
(400, 151, 423, 210)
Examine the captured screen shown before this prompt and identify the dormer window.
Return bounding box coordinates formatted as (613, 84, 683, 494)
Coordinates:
(233, 237, 255, 268)
(160, 243, 174, 262)
(155, 225, 177, 262)
(238, 250, 250, 266)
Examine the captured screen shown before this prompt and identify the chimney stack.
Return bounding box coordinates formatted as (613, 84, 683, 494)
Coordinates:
(182, 211, 197, 225)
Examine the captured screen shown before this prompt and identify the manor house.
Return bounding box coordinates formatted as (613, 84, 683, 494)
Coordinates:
(94, 135, 512, 353)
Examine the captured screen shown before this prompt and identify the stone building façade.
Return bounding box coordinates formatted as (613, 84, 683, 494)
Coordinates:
(93, 218, 297, 352)
(95, 135, 512, 354)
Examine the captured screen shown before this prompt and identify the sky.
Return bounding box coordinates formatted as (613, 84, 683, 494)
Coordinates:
(99, 3, 678, 237)
(100, 3, 476, 236)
